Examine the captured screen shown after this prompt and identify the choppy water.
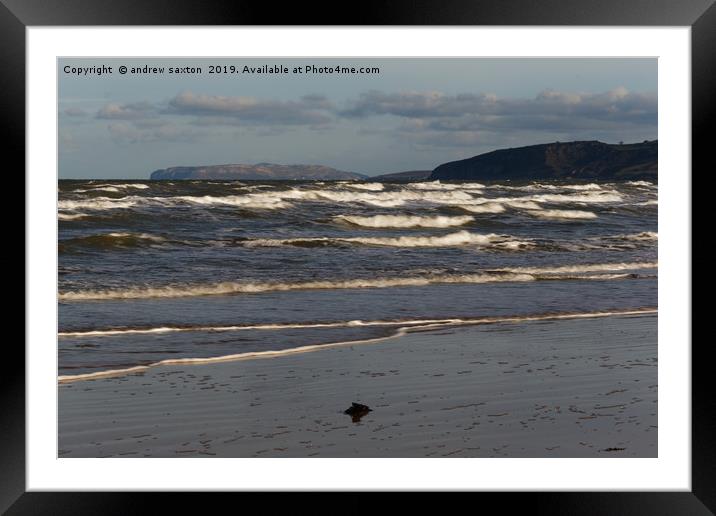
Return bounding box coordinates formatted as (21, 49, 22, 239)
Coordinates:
(58, 179, 657, 378)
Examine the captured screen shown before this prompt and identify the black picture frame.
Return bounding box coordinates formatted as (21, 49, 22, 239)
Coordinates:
(7, 0, 710, 511)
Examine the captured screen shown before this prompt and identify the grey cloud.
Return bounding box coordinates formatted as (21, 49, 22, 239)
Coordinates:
(342, 87, 656, 127)
(62, 107, 88, 117)
(97, 101, 157, 120)
(164, 91, 334, 126)
(342, 90, 499, 118)
(345, 87, 656, 148)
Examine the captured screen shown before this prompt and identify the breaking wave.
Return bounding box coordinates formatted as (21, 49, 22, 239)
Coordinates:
(457, 202, 507, 214)
(58, 213, 89, 221)
(58, 260, 656, 301)
(59, 232, 167, 251)
(409, 180, 485, 190)
(334, 214, 474, 228)
(59, 197, 140, 211)
(242, 230, 529, 249)
(345, 182, 385, 191)
(525, 209, 598, 220)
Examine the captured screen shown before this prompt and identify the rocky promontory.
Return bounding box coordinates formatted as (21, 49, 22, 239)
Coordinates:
(429, 140, 657, 181)
(150, 163, 367, 180)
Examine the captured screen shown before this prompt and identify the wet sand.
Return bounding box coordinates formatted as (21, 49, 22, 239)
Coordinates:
(58, 313, 657, 457)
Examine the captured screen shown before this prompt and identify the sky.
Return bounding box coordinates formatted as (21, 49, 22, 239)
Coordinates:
(58, 58, 657, 179)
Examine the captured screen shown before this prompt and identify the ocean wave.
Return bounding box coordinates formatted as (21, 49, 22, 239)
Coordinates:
(491, 183, 604, 192)
(115, 183, 150, 189)
(242, 230, 529, 249)
(71, 183, 150, 194)
(599, 231, 658, 243)
(556, 232, 658, 251)
(525, 209, 598, 220)
(58, 197, 140, 211)
(58, 213, 89, 221)
(59, 305, 657, 339)
(530, 191, 623, 203)
(59, 232, 167, 251)
(345, 183, 385, 191)
(334, 214, 474, 228)
(58, 260, 656, 301)
(505, 261, 657, 275)
(362, 199, 406, 207)
(58, 272, 535, 300)
(59, 193, 290, 212)
(90, 186, 122, 193)
(458, 193, 611, 213)
(169, 194, 291, 210)
(57, 184, 625, 216)
(409, 180, 485, 190)
(57, 308, 657, 382)
(58, 317, 467, 338)
(298, 189, 476, 205)
(457, 203, 507, 214)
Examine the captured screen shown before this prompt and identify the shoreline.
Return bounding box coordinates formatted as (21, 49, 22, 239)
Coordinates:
(59, 312, 657, 457)
(58, 307, 657, 383)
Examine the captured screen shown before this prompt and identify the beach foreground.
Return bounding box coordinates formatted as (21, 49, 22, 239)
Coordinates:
(59, 313, 657, 457)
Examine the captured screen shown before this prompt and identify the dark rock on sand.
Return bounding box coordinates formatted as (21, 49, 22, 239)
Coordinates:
(344, 402, 372, 422)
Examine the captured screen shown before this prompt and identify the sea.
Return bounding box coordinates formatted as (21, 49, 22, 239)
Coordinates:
(58, 179, 658, 379)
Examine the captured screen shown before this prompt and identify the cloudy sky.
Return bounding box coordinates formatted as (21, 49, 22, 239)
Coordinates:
(59, 58, 657, 179)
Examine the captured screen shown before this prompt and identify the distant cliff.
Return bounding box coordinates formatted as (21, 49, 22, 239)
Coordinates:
(430, 140, 657, 181)
(150, 163, 367, 180)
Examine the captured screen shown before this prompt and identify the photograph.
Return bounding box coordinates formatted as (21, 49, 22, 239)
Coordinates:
(56, 57, 659, 458)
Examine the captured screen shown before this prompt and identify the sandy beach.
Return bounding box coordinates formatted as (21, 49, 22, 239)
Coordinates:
(58, 312, 657, 458)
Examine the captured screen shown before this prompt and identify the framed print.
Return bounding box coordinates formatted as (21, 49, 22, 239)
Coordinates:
(7, 0, 712, 511)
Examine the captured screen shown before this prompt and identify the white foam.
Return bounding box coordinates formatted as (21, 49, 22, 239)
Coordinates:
(58, 213, 88, 221)
(410, 181, 485, 191)
(105, 232, 166, 243)
(58, 196, 139, 211)
(243, 230, 523, 249)
(58, 259, 657, 302)
(491, 183, 604, 192)
(348, 231, 510, 247)
(505, 261, 658, 275)
(59, 317, 468, 338)
(459, 192, 619, 207)
(116, 183, 150, 189)
(457, 199, 542, 212)
(530, 191, 623, 203)
(92, 186, 122, 193)
(525, 209, 598, 220)
(346, 183, 385, 191)
(335, 214, 474, 228)
(362, 199, 406, 207)
(622, 231, 658, 241)
(58, 271, 537, 301)
(304, 189, 475, 205)
(170, 194, 290, 210)
(502, 200, 543, 210)
(457, 203, 507, 214)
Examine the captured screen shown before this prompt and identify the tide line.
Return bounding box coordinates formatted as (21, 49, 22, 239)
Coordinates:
(58, 308, 657, 384)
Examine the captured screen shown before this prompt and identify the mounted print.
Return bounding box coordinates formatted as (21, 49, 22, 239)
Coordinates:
(57, 56, 658, 458)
